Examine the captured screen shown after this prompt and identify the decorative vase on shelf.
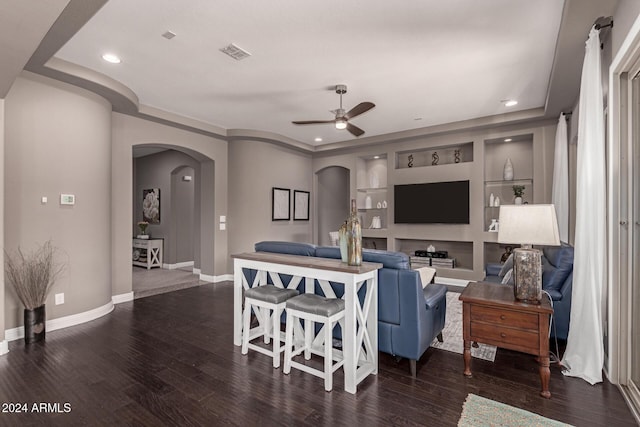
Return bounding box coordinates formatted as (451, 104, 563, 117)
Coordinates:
(346, 199, 362, 266)
(338, 222, 348, 263)
(494, 196, 500, 207)
(503, 158, 514, 180)
(489, 193, 495, 207)
(515, 196, 523, 205)
(365, 195, 372, 209)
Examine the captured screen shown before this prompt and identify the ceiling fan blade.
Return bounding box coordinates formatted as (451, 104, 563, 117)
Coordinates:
(344, 102, 375, 120)
(292, 120, 335, 125)
(346, 122, 365, 137)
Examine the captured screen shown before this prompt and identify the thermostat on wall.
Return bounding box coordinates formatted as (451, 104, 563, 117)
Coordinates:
(60, 194, 75, 205)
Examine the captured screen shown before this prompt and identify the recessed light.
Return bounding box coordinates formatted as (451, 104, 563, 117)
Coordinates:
(504, 100, 518, 107)
(504, 138, 512, 142)
(314, 137, 322, 142)
(102, 53, 121, 64)
(374, 156, 380, 159)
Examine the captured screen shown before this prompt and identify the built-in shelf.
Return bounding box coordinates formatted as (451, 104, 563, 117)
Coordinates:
(396, 142, 473, 169)
(357, 187, 387, 193)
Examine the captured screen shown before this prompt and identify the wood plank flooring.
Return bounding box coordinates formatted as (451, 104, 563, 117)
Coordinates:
(0, 283, 635, 426)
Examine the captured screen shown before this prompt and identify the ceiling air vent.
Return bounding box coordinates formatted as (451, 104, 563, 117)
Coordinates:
(220, 43, 252, 61)
(162, 31, 176, 40)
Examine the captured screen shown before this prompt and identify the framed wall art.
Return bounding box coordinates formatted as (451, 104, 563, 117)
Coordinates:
(293, 190, 310, 221)
(143, 188, 161, 223)
(272, 187, 290, 221)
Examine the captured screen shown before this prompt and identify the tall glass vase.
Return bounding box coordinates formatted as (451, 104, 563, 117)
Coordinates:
(346, 199, 362, 266)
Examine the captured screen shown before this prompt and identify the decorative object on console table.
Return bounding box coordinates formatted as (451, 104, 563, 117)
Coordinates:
(346, 199, 362, 266)
(338, 222, 348, 263)
(137, 221, 149, 239)
(512, 185, 525, 205)
(293, 190, 310, 221)
(498, 205, 560, 303)
(503, 157, 514, 180)
(5, 240, 65, 344)
(271, 187, 290, 221)
(142, 188, 160, 223)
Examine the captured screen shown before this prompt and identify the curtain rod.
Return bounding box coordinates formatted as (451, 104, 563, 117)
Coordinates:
(594, 16, 613, 30)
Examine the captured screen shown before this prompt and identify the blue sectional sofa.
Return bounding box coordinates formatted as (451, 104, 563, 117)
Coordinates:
(485, 243, 574, 340)
(247, 241, 447, 377)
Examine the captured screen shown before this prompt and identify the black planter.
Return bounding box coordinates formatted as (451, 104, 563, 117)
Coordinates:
(24, 305, 46, 344)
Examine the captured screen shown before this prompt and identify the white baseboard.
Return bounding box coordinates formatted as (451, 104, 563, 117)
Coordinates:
(163, 261, 195, 270)
(4, 301, 115, 342)
(112, 292, 134, 304)
(0, 340, 8, 355)
(193, 268, 201, 274)
(199, 273, 233, 283)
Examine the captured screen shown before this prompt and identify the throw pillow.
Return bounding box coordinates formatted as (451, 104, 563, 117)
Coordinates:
(501, 268, 514, 285)
(499, 253, 514, 278)
(416, 266, 436, 289)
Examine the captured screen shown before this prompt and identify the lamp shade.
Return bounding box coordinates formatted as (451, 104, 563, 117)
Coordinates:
(497, 204, 561, 246)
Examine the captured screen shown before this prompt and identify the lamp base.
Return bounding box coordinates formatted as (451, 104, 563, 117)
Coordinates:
(513, 247, 542, 304)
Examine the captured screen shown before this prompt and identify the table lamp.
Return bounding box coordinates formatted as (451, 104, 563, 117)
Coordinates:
(497, 204, 560, 303)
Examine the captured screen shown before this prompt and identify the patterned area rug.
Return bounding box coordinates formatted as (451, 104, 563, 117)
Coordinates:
(431, 291, 498, 362)
(458, 394, 573, 426)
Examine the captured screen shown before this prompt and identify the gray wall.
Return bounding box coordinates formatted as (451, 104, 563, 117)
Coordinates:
(0, 99, 5, 344)
(317, 166, 350, 246)
(134, 150, 198, 265)
(4, 73, 113, 329)
(112, 113, 228, 295)
(228, 140, 313, 270)
(613, 1, 640, 58)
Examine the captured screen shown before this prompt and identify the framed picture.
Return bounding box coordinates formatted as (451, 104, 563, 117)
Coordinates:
(272, 187, 290, 221)
(143, 188, 161, 223)
(293, 190, 310, 221)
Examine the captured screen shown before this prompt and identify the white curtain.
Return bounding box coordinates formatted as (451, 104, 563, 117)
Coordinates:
(552, 113, 569, 243)
(561, 27, 606, 385)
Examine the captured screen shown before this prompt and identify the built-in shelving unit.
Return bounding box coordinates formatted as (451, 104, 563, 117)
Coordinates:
(357, 154, 388, 237)
(395, 142, 473, 169)
(314, 124, 550, 284)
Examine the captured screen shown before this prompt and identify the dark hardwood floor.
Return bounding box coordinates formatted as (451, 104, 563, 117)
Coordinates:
(0, 283, 636, 426)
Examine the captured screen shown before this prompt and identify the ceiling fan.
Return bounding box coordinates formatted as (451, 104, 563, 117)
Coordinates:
(292, 85, 375, 137)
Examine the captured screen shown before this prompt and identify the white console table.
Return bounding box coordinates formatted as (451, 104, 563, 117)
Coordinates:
(232, 252, 382, 394)
(132, 238, 163, 269)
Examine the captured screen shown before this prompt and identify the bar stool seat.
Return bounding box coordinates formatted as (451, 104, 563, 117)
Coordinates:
(283, 294, 346, 391)
(242, 285, 299, 368)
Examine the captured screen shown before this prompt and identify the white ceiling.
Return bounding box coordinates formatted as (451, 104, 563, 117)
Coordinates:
(53, 0, 565, 146)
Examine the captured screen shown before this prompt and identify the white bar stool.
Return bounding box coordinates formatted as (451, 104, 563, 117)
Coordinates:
(242, 285, 299, 368)
(283, 293, 345, 391)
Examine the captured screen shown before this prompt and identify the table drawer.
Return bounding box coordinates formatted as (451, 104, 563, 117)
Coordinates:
(470, 305, 538, 331)
(470, 321, 539, 353)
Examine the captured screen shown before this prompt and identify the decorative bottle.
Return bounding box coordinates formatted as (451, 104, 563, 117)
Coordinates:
(503, 158, 514, 180)
(346, 199, 362, 266)
(338, 221, 348, 263)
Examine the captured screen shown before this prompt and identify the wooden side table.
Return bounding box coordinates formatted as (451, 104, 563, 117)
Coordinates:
(132, 238, 163, 269)
(460, 281, 554, 398)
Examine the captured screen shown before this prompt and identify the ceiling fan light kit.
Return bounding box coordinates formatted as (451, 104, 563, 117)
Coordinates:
(292, 84, 375, 137)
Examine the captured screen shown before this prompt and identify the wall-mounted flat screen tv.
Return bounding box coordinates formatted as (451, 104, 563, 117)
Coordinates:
(394, 180, 469, 224)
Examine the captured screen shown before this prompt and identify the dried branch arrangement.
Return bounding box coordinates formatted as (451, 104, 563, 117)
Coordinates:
(5, 241, 65, 310)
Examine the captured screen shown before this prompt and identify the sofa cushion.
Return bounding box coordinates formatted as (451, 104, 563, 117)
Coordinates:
(541, 244, 574, 293)
(362, 249, 410, 270)
(255, 241, 317, 257)
(314, 246, 341, 260)
(499, 254, 513, 277)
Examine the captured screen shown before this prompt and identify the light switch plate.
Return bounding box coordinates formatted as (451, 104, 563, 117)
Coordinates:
(55, 293, 64, 305)
(60, 194, 75, 205)
(41, 196, 48, 204)
(220, 215, 226, 223)
(220, 223, 226, 231)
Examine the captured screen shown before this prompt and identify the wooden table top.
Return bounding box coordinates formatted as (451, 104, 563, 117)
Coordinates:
(459, 281, 553, 314)
(231, 252, 383, 274)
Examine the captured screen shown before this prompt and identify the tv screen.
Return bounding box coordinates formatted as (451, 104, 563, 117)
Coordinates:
(394, 180, 469, 224)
